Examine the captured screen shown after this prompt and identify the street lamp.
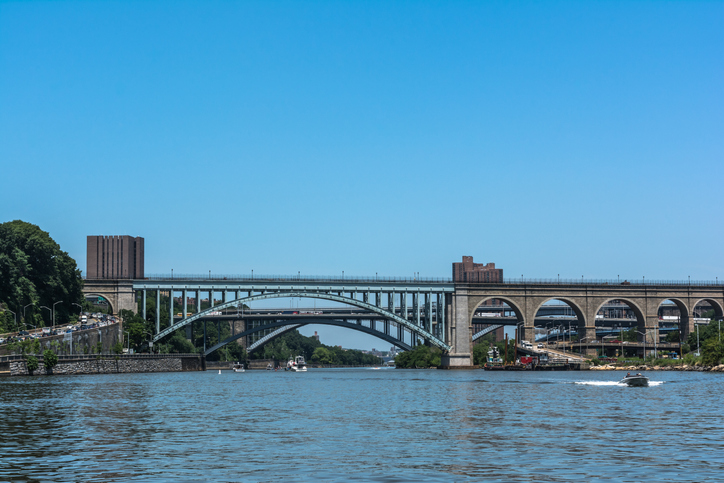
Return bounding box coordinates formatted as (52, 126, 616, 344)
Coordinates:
(23, 303, 35, 329)
(634, 330, 649, 361)
(40, 306, 51, 327)
(52, 301, 63, 330)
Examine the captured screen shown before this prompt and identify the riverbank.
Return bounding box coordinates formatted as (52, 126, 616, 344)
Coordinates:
(591, 363, 724, 372)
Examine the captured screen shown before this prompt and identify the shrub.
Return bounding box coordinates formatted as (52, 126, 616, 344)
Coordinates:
(26, 355, 39, 375)
(43, 349, 58, 371)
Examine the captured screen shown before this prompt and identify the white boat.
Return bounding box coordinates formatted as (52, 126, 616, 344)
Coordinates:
(286, 355, 307, 372)
(232, 362, 245, 373)
(620, 373, 649, 387)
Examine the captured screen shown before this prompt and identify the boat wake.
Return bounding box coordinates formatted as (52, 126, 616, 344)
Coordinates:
(574, 380, 664, 387)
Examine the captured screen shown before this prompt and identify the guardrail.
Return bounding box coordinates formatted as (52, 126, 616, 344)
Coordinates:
(92, 274, 724, 287)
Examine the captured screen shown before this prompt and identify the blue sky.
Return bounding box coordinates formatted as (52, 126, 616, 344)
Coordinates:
(1, 1, 722, 348)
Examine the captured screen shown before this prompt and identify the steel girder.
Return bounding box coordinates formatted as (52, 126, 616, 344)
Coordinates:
(205, 318, 414, 356)
(152, 290, 450, 350)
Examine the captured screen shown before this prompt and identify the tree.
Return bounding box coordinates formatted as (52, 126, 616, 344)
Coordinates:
(0, 221, 83, 328)
(43, 349, 58, 372)
(395, 345, 442, 368)
(112, 342, 124, 355)
(26, 355, 39, 375)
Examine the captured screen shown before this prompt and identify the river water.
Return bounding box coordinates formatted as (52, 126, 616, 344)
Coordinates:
(2, 368, 723, 482)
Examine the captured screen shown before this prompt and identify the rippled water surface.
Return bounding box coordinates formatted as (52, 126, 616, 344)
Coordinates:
(2, 369, 724, 482)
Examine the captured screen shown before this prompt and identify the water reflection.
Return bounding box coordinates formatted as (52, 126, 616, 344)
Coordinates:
(1, 370, 724, 481)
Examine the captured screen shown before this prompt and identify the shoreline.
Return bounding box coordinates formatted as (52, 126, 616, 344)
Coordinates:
(591, 363, 724, 372)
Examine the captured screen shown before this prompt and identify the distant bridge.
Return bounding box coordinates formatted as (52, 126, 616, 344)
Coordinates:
(82, 275, 724, 367)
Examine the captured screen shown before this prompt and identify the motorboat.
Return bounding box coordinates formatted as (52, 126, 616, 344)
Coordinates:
(286, 355, 307, 372)
(620, 373, 649, 387)
(232, 362, 245, 373)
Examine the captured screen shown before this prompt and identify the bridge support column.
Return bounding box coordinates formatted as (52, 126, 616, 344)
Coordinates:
(196, 290, 201, 315)
(142, 289, 146, 321)
(156, 290, 160, 334)
(169, 288, 174, 326)
(580, 326, 598, 356)
(441, 289, 474, 368)
(520, 326, 536, 345)
(183, 289, 187, 319)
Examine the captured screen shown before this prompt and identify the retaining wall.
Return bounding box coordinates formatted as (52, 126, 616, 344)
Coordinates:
(6, 354, 203, 376)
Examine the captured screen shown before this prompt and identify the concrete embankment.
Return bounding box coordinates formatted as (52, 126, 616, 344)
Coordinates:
(590, 364, 724, 372)
(1, 353, 203, 377)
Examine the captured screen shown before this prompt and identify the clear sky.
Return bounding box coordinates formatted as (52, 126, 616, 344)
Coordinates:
(1, 1, 722, 349)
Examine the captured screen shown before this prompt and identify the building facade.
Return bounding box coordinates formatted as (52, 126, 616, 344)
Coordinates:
(87, 235, 144, 279)
(452, 256, 503, 283)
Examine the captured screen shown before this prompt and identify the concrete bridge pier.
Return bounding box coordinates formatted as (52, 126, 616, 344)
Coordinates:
(441, 290, 474, 368)
(578, 326, 598, 355)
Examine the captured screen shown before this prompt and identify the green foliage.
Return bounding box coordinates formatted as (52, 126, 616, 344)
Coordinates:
(395, 345, 442, 368)
(311, 347, 335, 364)
(665, 330, 680, 343)
(157, 330, 197, 354)
(0, 220, 83, 329)
(119, 309, 156, 352)
(622, 327, 638, 342)
(26, 355, 39, 374)
(43, 349, 58, 370)
(701, 337, 724, 366)
(112, 342, 124, 355)
(249, 330, 382, 365)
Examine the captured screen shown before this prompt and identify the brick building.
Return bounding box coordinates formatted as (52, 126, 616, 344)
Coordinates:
(452, 256, 503, 283)
(87, 235, 144, 279)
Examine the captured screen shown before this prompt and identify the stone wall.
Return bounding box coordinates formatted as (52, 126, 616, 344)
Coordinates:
(8, 354, 202, 376)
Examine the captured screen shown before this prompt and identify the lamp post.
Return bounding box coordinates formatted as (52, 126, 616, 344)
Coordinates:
(696, 323, 700, 357)
(52, 301, 63, 330)
(40, 306, 51, 327)
(634, 330, 647, 361)
(23, 303, 35, 329)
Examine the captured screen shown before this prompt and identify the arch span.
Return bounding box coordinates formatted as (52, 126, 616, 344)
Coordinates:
(469, 296, 524, 326)
(693, 298, 724, 318)
(532, 297, 586, 325)
(83, 293, 114, 314)
(208, 318, 413, 356)
(153, 291, 449, 350)
(594, 298, 647, 340)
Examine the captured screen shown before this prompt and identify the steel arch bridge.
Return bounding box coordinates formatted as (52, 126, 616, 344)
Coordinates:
(205, 317, 415, 357)
(152, 291, 450, 354)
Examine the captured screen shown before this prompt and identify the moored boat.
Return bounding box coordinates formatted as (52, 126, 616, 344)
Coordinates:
(286, 355, 307, 372)
(232, 362, 245, 373)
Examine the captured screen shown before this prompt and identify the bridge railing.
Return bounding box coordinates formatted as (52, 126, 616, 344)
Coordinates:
(133, 274, 723, 287)
(140, 274, 454, 283)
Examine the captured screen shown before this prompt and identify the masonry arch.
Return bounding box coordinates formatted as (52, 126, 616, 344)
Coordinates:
(153, 291, 449, 350)
(655, 298, 689, 344)
(692, 298, 724, 319)
(83, 293, 114, 314)
(594, 298, 646, 345)
(469, 296, 524, 326)
(532, 297, 586, 343)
